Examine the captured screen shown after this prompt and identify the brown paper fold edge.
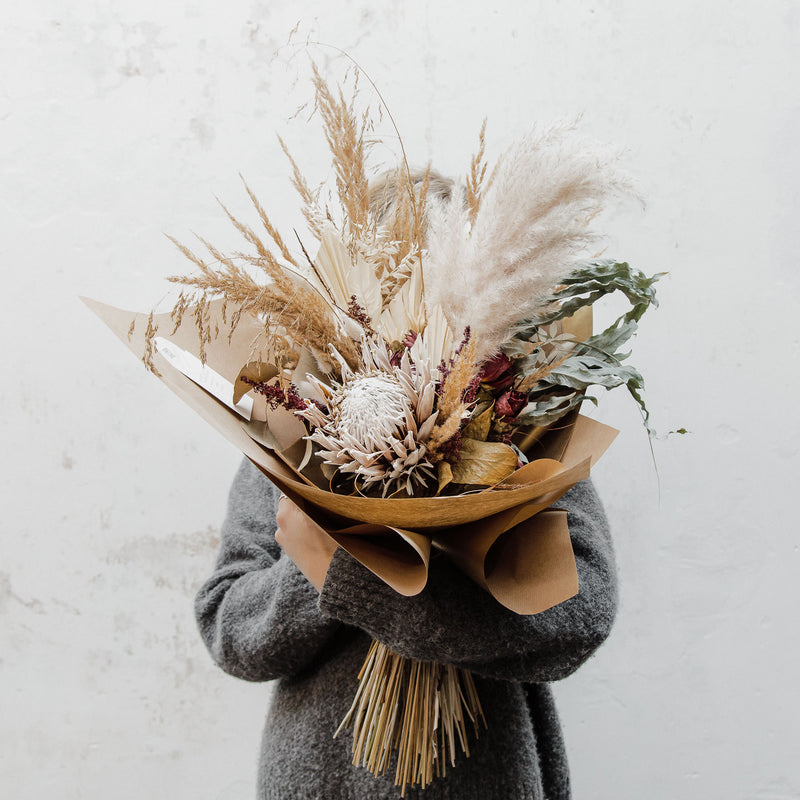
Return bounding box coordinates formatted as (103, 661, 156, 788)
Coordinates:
(327, 524, 431, 597)
(484, 510, 578, 614)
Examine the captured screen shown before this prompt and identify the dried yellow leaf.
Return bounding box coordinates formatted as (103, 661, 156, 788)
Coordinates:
(436, 461, 453, 495)
(449, 438, 518, 486)
(461, 402, 494, 442)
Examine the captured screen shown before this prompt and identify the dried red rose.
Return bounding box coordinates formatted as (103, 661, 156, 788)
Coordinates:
(495, 389, 527, 418)
(479, 353, 515, 393)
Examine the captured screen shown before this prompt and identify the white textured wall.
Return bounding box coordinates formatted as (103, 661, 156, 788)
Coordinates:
(2, 2, 798, 798)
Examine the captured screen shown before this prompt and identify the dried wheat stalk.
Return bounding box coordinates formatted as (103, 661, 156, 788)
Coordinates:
(465, 119, 487, 227)
(311, 61, 371, 235)
(164, 230, 360, 371)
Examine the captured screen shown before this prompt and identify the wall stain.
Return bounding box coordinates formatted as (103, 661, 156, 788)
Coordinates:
(114, 612, 134, 633)
(0, 572, 45, 616)
(99, 508, 112, 531)
(104, 526, 219, 562)
(82, 15, 169, 96)
(116, 21, 167, 81)
(50, 598, 82, 616)
(189, 116, 215, 150)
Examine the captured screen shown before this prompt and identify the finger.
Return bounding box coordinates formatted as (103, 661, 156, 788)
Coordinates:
(276, 493, 292, 527)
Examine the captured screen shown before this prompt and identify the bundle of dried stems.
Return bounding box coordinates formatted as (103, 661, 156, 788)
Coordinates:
(335, 640, 486, 796)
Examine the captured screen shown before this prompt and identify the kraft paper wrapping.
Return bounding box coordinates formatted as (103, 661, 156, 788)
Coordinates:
(85, 297, 617, 611)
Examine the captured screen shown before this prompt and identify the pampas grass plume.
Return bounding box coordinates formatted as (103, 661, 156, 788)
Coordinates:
(424, 122, 634, 363)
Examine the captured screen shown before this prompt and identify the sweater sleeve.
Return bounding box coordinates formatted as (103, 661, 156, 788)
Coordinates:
(194, 458, 341, 682)
(318, 479, 617, 683)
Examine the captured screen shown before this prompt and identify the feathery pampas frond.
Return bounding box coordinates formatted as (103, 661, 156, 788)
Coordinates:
(424, 122, 632, 363)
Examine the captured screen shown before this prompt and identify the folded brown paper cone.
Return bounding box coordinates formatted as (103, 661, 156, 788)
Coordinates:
(268, 487, 432, 598)
(483, 510, 577, 614)
(432, 468, 584, 613)
(326, 523, 431, 597)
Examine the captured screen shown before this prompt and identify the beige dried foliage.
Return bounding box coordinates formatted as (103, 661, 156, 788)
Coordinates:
(389, 166, 419, 265)
(366, 165, 454, 307)
(465, 119, 487, 227)
(142, 311, 160, 375)
(239, 174, 298, 267)
(372, 166, 444, 253)
(278, 134, 323, 241)
(165, 223, 360, 371)
(426, 403, 470, 462)
(437, 337, 478, 422)
(169, 290, 191, 335)
(215, 199, 273, 262)
(425, 121, 631, 362)
(363, 168, 419, 303)
(158, 68, 400, 375)
(425, 336, 479, 461)
(311, 62, 370, 235)
(515, 346, 574, 393)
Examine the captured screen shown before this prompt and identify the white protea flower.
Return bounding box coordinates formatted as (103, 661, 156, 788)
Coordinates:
(297, 337, 439, 496)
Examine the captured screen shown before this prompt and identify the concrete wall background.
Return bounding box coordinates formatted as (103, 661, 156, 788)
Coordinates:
(2, 1, 798, 798)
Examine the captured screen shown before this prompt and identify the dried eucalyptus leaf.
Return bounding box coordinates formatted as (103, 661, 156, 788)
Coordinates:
(233, 361, 280, 403)
(544, 356, 632, 391)
(525, 260, 663, 330)
(504, 260, 663, 437)
(516, 391, 583, 428)
(584, 318, 638, 356)
(449, 438, 518, 486)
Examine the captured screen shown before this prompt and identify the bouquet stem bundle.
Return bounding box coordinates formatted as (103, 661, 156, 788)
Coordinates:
(336, 640, 486, 795)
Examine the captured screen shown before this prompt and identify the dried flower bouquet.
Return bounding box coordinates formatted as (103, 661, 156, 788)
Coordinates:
(87, 66, 660, 795)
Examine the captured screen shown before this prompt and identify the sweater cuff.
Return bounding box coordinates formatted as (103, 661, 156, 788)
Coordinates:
(318, 547, 395, 626)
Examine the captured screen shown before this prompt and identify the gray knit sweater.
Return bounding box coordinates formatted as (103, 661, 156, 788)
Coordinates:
(195, 459, 617, 800)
